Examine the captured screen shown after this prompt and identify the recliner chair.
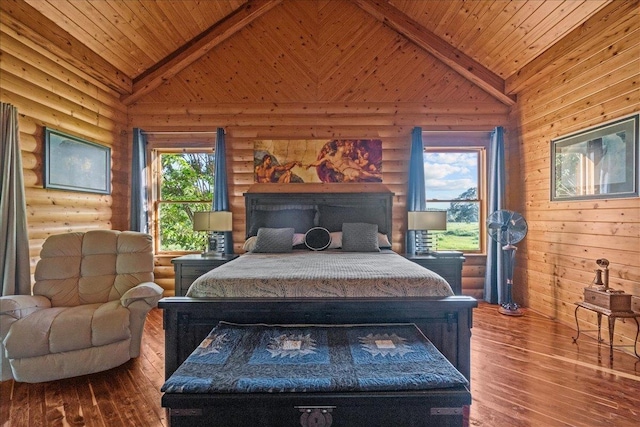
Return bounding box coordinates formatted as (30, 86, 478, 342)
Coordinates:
(0, 230, 164, 383)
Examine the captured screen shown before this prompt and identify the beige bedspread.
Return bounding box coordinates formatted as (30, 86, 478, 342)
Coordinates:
(186, 250, 454, 298)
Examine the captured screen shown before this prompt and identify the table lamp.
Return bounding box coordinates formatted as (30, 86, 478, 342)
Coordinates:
(407, 210, 447, 254)
(193, 211, 233, 256)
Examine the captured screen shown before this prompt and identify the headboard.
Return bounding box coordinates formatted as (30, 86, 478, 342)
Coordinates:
(243, 185, 395, 243)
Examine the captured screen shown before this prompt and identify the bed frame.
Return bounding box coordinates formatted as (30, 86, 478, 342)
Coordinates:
(159, 186, 477, 426)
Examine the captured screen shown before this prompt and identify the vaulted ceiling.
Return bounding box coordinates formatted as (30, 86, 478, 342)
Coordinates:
(3, 0, 612, 106)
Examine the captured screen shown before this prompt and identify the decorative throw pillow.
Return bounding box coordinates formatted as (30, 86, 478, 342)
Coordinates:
(304, 227, 331, 251)
(342, 223, 380, 252)
(253, 228, 295, 253)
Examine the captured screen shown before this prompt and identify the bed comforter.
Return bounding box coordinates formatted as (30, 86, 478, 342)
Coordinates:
(186, 250, 454, 298)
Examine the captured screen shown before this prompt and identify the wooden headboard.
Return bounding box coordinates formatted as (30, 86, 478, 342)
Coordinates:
(243, 184, 395, 242)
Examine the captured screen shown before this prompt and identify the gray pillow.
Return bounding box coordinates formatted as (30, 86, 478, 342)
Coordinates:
(253, 228, 295, 253)
(342, 223, 380, 252)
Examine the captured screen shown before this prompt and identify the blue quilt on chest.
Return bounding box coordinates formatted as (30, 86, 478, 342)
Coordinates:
(162, 322, 468, 394)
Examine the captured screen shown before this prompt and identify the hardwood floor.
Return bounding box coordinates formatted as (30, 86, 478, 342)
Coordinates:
(1, 303, 638, 426)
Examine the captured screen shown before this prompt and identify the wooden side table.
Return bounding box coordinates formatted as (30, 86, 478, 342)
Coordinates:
(572, 301, 640, 360)
(172, 254, 239, 296)
(403, 251, 465, 295)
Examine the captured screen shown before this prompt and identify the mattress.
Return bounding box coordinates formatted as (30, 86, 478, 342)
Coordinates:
(161, 322, 469, 394)
(185, 250, 454, 298)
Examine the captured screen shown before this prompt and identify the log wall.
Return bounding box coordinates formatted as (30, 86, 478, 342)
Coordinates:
(0, 19, 129, 282)
(134, 109, 499, 297)
(507, 0, 639, 351)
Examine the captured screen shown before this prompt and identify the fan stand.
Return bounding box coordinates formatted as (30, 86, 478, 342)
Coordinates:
(498, 243, 524, 317)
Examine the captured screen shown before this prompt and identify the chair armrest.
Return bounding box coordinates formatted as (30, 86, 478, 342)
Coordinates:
(0, 295, 51, 320)
(120, 282, 164, 308)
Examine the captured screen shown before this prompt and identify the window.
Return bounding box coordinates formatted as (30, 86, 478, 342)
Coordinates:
(150, 149, 215, 253)
(423, 146, 486, 253)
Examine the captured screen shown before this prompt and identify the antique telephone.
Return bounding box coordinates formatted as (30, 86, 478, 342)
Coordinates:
(586, 258, 631, 311)
(592, 258, 609, 290)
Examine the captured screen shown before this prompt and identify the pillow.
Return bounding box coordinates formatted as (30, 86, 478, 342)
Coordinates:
(242, 236, 258, 252)
(304, 227, 331, 251)
(318, 205, 388, 234)
(328, 232, 390, 249)
(293, 233, 305, 246)
(248, 209, 315, 236)
(378, 233, 392, 249)
(244, 233, 306, 252)
(253, 228, 295, 253)
(328, 232, 342, 249)
(342, 223, 380, 252)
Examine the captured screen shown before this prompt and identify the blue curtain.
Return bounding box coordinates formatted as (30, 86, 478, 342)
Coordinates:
(406, 127, 426, 254)
(130, 128, 148, 233)
(484, 126, 506, 304)
(212, 127, 234, 254)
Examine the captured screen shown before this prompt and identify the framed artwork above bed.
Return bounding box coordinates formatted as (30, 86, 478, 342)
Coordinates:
(254, 139, 382, 183)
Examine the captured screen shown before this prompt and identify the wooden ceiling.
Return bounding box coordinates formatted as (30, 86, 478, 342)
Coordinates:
(6, 0, 612, 105)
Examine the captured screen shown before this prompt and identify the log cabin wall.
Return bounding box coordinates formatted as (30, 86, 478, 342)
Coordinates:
(506, 0, 639, 351)
(0, 5, 129, 283)
(128, 0, 508, 296)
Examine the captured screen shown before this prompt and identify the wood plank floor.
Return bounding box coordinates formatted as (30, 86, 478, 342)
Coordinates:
(1, 302, 638, 426)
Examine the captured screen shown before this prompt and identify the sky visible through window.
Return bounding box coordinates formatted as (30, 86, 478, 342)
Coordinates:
(423, 152, 478, 203)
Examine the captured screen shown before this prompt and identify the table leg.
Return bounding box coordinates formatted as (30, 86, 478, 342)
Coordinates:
(597, 313, 603, 342)
(572, 305, 581, 343)
(607, 316, 616, 361)
(633, 317, 640, 359)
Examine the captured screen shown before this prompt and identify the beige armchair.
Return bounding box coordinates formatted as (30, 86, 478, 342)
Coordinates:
(0, 230, 164, 383)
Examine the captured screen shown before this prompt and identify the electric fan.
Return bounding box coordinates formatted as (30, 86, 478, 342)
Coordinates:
(487, 210, 528, 316)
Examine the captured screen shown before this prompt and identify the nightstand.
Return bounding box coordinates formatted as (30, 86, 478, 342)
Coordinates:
(403, 251, 465, 295)
(172, 254, 239, 296)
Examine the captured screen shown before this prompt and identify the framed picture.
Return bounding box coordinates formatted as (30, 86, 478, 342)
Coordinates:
(254, 139, 382, 183)
(44, 128, 111, 194)
(551, 113, 639, 201)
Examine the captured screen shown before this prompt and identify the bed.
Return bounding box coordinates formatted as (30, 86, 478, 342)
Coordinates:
(159, 185, 478, 426)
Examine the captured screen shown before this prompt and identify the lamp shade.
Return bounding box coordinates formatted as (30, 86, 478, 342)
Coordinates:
(407, 211, 447, 231)
(193, 211, 233, 231)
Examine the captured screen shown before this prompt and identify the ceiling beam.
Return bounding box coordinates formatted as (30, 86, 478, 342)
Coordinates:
(354, 0, 516, 106)
(1, 0, 131, 95)
(122, 0, 283, 105)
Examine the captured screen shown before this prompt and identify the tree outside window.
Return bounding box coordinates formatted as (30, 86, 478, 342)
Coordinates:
(423, 149, 484, 252)
(153, 151, 215, 253)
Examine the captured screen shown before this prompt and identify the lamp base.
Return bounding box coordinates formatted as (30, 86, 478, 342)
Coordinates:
(203, 232, 224, 256)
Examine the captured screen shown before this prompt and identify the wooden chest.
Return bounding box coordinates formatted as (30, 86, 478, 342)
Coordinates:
(584, 288, 632, 312)
(163, 389, 470, 427)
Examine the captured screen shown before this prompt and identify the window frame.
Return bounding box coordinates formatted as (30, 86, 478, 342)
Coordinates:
(422, 132, 489, 254)
(147, 141, 216, 255)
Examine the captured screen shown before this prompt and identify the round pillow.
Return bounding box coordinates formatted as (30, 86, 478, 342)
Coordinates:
(304, 227, 331, 251)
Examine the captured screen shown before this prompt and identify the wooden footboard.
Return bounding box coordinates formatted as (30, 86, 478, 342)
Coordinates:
(159, 296, 477, 381)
